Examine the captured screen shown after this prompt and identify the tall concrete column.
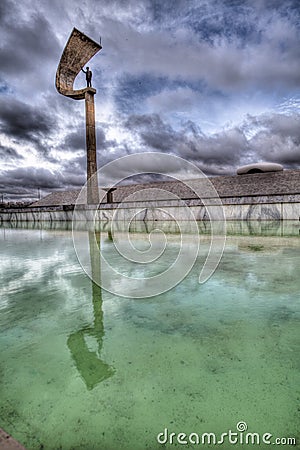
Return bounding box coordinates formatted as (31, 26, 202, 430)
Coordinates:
(85, 90, 99, 204)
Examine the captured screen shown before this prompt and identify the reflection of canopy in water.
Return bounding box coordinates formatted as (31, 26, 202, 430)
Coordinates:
(55, 27, 102, 100)
(67, 328, 114, 390)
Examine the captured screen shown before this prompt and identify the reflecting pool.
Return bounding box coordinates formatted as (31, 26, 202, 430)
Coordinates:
(0, 224, 299, 449)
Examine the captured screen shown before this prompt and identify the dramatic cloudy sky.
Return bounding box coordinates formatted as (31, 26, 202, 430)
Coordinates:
(0, 0, 300, 200)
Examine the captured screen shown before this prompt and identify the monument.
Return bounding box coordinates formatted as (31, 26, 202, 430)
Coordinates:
(56, 28, 102, 204)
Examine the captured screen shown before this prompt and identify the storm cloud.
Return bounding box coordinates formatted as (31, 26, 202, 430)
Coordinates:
(0, 0, 299, 200)
(0, 98, 56, 142)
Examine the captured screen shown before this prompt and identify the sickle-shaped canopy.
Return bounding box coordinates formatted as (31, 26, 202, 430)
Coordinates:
(56, 28, 102, 100)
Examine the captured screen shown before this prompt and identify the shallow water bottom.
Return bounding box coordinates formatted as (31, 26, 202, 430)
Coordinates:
(0, 227, 299, 449)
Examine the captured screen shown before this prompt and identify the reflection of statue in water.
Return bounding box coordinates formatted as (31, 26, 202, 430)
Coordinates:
(67, 231, 115, 390)
(81, 66, 92, 87)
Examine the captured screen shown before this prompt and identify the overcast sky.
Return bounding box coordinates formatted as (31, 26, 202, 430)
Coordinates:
(0, 0, 299, 200)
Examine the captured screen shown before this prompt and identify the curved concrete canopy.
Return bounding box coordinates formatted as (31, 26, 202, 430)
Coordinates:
(237, 162, 284, 175)
(56, 28, 102, 100)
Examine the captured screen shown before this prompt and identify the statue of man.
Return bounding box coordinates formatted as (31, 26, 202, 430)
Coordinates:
(81, 66, 92, 87)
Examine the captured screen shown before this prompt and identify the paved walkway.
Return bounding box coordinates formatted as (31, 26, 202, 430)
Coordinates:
(0, 429, 26, 450)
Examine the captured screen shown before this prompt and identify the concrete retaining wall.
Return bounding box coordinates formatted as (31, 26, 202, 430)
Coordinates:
(1, 199, 299, 224)
(1, 218, 300, 237)
(0, 202, 300, 223)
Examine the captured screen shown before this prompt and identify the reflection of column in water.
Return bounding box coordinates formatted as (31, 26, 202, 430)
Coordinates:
(107, 227, 113, 241)
(67, 231, 115, 390)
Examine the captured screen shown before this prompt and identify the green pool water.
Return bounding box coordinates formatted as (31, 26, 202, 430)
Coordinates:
(0, 225, 299, 449)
